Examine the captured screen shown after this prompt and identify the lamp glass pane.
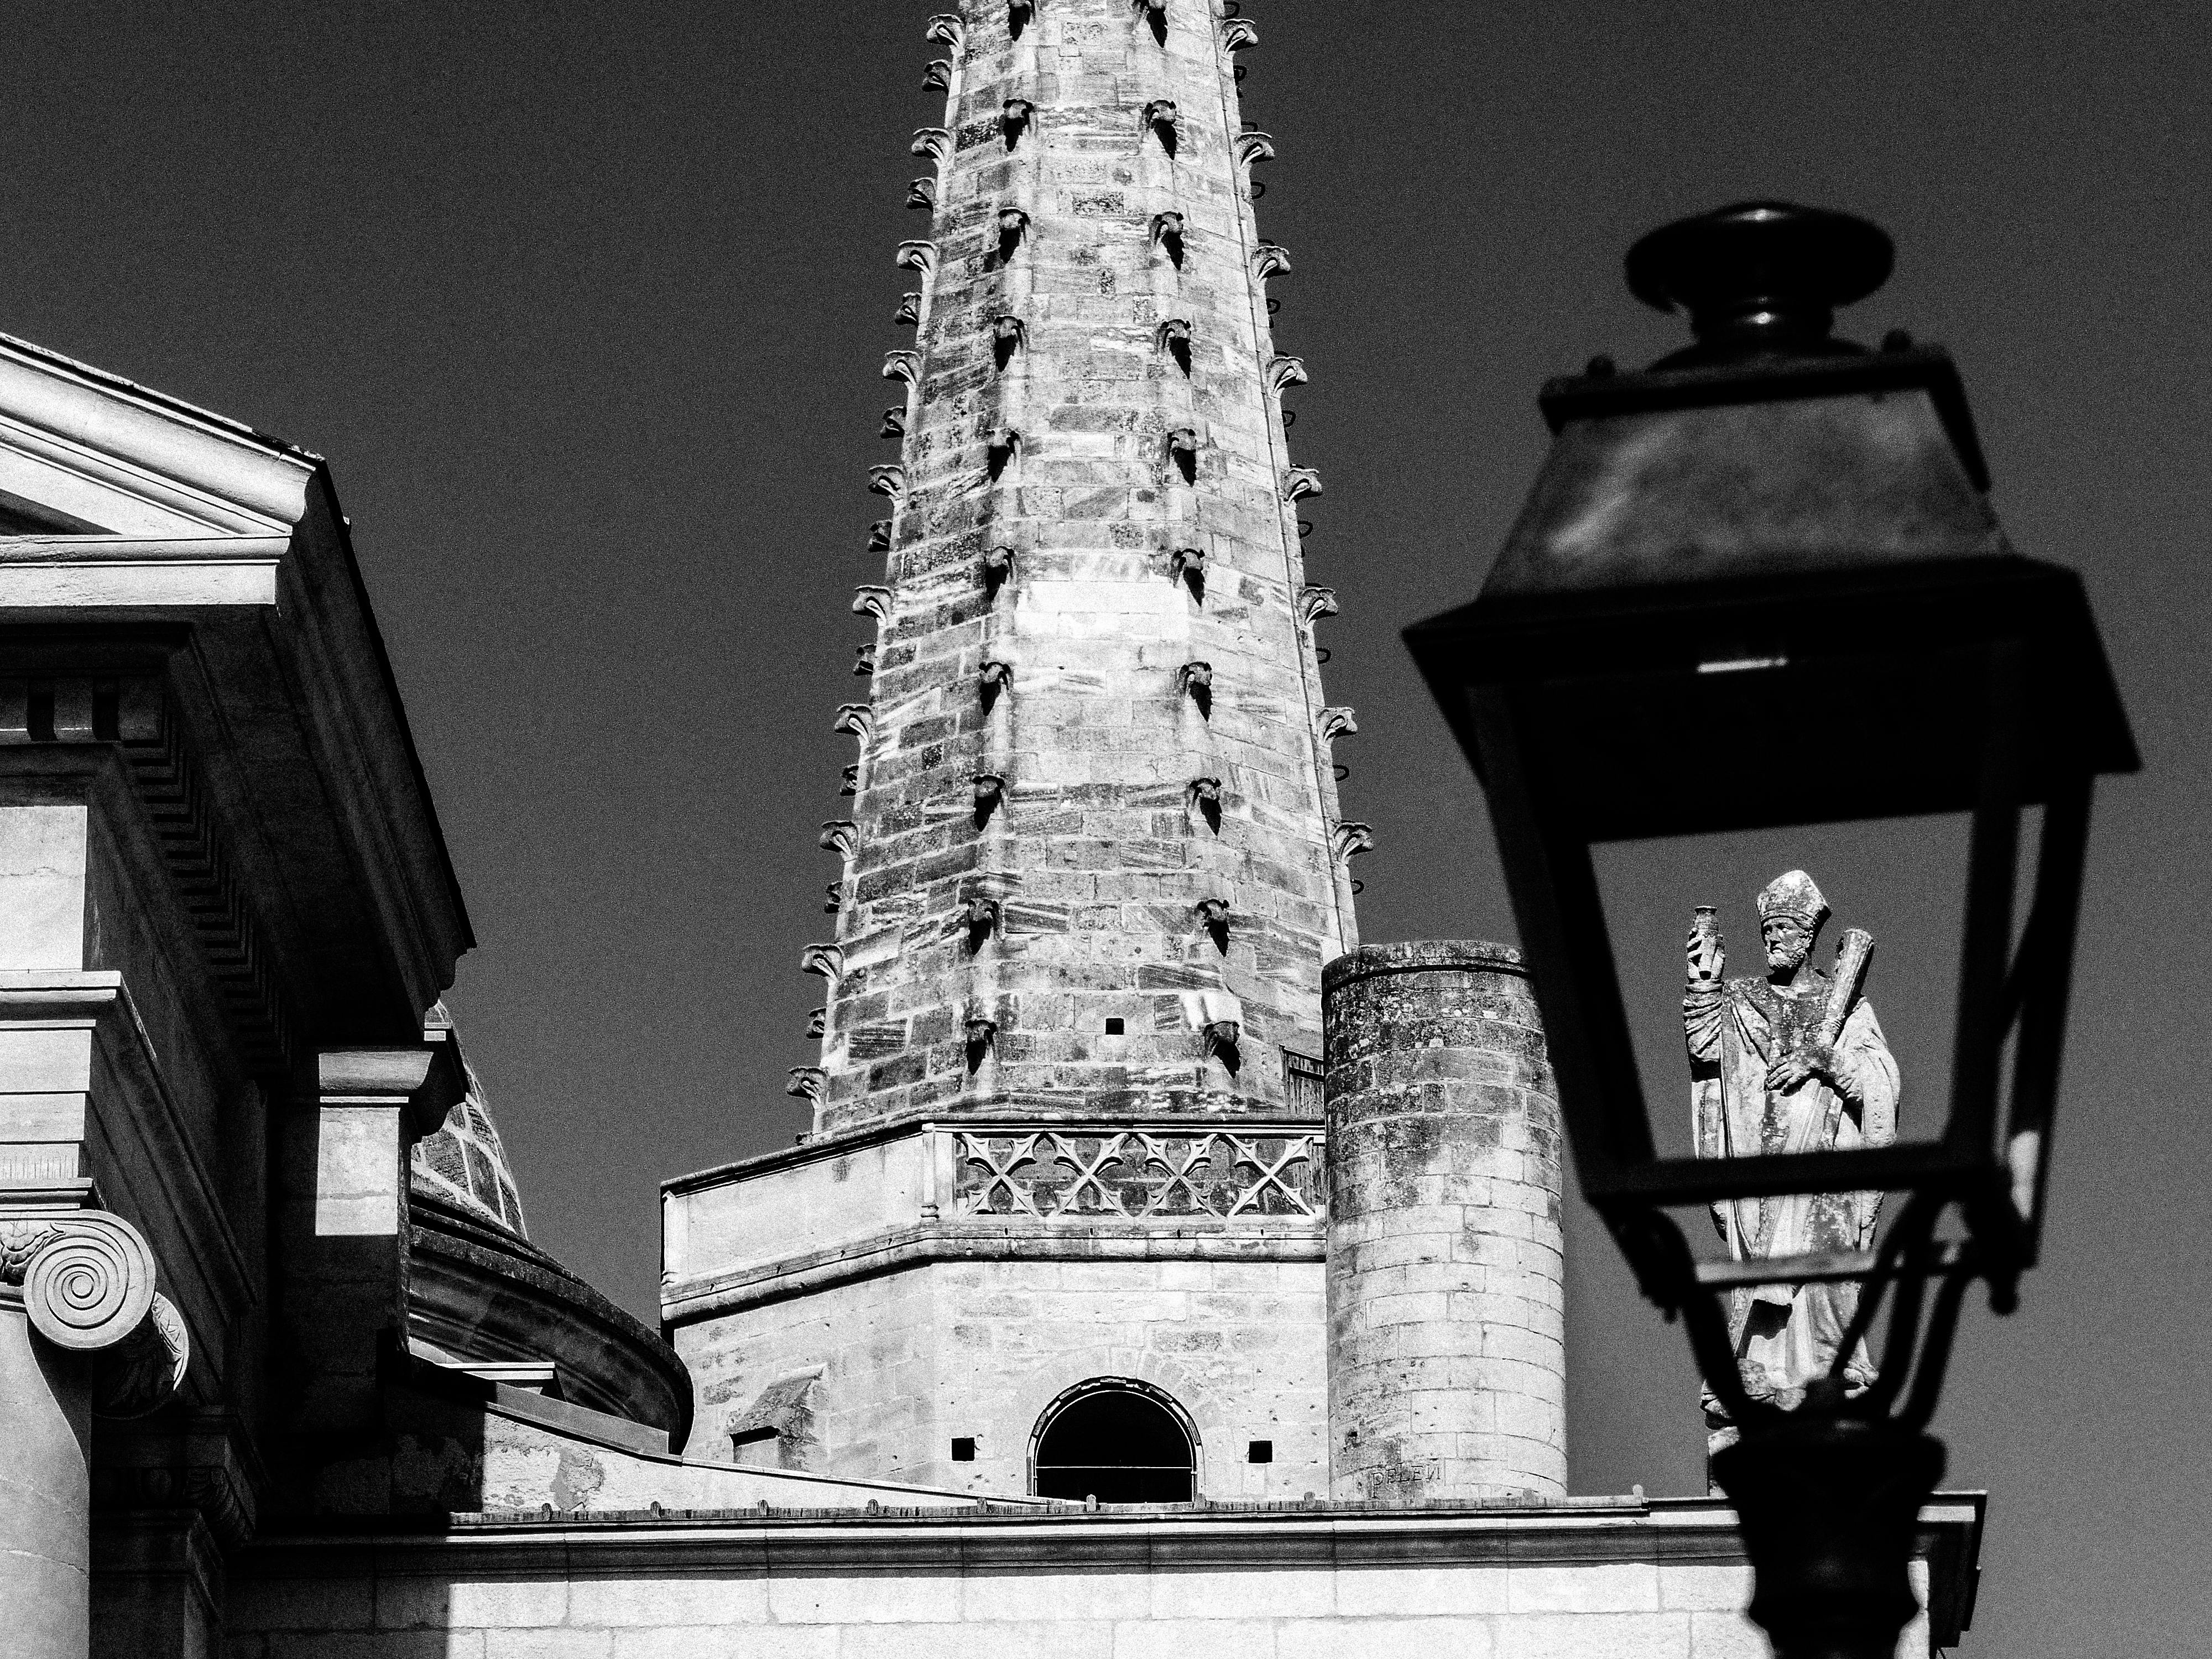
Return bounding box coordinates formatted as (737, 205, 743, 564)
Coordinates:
(1589, 812, 2007, 1259)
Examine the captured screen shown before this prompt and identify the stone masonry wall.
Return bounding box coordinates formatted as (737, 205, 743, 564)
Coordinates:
(1323, 942, 1567, 1500)
(806, 0, 1359, 1135)
(225, 1511, 1957, 1659)
(674, 1254, 1326, 1500)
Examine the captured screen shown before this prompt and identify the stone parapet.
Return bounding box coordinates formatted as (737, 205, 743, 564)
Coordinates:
(1323, 941, 1567, 1501)
(223, 1495, 1984, 1659)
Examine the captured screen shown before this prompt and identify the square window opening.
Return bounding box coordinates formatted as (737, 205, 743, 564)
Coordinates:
(951, 1437, 977, 1462)
(1247, 1439, 1273, 1464)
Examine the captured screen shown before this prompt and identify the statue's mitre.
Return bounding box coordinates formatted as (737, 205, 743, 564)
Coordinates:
(1756, 870, 1829, 927)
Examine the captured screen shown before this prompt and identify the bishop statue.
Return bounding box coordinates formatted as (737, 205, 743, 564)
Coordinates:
(1683, 871, 1900, 1449)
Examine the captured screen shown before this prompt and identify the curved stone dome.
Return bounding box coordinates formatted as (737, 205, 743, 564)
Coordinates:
(410, 1011, 529, 1236)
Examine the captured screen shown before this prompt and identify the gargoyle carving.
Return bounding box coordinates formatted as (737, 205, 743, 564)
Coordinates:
(880, 406, 908, 438)
(1135, 0, 1168, 44)
(852, 585, 893, 619)
(1151, 211, 1185, 266)
(1266, 354, 1309, 394)
(895, 240, 937, 279)
(1253, 242, 1292, 279)
(964, 1015, 998, 1071)
(1194, 896, 1231, 953)
(978, 660, 1014, 707)
(1317, 706, 1359, 742)
(1169, 545, 1206, 598)
(823, 881, 843, 914)
(799, 943, 845, 982)
(1297, 585, 1339, 623)
(982, 543, 1016, 592)
(853, 643, 877, 676)
(1001, 98, 1034, 147)
(1283, 466, 1323, 501)
(996, 208, 1029, 259)
(924, 13, 963, 49)
(911, 127, 951, 163)
(992, 314, 1027, 369)
(1203, 1019, 1242, 1070)
(972, 772, 1006, 823)
(868, 463, 906, 497)
(1187, 775, 1224, 832)
(1142, 100, 1179, 155)
(1220, 17, 1260, 50)
(922, 59, 952, 92)
(1008, 0, 1034, 39)
(841, 763, 860, 796)
(868, 520, 893, 552)
(806, 1007, 827, 1039)
(786, 1067, 827, 1103)
(1179, 660, 1214, 717)
(893, 291, 922, 327)
(881, 349, 924, 385)
(958, 894, 1001, 946)
(1331, 822, 1376, 863)
(906, 178, 936, 211)
(1234, 131, 1276, 168)
(833, 705, 874, 739)
(1166, 427, 1201, 483)
(986, 426, 1021, 478)
(1158, 317, 1193, 374)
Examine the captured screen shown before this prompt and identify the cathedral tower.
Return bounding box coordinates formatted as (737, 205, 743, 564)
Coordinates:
(664, 0, 1358, 1498)
(809, 0, 1358, 1133)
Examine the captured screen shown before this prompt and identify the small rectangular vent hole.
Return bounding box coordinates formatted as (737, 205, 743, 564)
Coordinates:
(951, 1437, 977, 1462)
(1104, 1018, 1125, 1035)
(1247, 1439, 1274, 1464)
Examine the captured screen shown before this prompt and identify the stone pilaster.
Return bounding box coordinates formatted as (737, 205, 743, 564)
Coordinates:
(1323, 941, 1567, 1500)
(813, 0, 1357, 1136)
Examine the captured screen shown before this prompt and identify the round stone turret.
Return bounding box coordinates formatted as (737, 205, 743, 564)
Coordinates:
(1323, 941, 1566, 1501)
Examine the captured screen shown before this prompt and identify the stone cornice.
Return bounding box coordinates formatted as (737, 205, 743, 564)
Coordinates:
(0, 534, 289, 607)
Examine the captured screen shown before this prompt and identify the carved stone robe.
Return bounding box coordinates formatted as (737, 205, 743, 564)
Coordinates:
(1684, 969, 1900, 1409)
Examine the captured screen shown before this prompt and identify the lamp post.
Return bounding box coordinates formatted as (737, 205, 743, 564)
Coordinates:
(1406, 202, 2136, 1659)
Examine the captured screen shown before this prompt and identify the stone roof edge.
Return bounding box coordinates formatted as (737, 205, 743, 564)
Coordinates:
(235, 1490, 1983, 1568)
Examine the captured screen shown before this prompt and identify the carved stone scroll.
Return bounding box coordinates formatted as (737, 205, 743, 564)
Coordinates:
(1266, 354, 1310, 394)
(1283, 466, 1324, 501)
(1331, 821, 1376, 862)
(1318, 706, 1359, 742)
(1297, 585, 1340, 623)
(1253, 242, 1293, 279)
(799, 944, 845, 983)
(911, 127, 951, 164)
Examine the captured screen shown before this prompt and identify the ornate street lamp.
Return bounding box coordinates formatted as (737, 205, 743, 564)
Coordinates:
(1406, 202, 2136, 1659)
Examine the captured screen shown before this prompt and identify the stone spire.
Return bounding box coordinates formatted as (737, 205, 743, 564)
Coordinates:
(804, 0, 1359, 1137)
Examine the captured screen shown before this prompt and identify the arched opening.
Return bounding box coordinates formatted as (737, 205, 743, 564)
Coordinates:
(1031, 1378, 1197, 1503)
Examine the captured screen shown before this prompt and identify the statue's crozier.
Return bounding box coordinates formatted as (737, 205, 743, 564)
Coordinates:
(1683, 870, 1900, 1452)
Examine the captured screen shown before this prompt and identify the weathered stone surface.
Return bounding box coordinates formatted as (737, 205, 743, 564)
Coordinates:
(815, 0, 1354, 1138)
(1324, 942, 1567, 1501)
